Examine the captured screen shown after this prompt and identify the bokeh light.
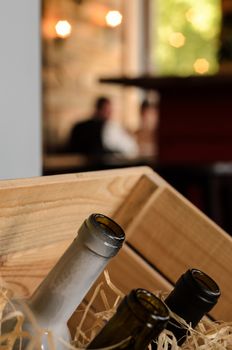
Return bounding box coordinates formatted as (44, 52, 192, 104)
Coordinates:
(169, 32, 186, 48)
(105, 10, 122, 28)
(55, 20, 72, 39)
(193, 58, 210, 74)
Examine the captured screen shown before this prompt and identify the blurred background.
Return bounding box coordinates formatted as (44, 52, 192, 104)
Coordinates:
(1, 0, 232, 234)
(42, 0, 223, 154)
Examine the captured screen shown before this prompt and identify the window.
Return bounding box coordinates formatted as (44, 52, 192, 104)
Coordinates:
(152, 0, 221, 76)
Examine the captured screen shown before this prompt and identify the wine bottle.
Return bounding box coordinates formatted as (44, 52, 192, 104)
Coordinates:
(154, 268, 221, 347)
(87, 288, 170, 350)
(6, 213, 125, 349)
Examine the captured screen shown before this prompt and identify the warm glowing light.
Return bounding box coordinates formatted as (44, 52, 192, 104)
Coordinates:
(105, 10, 122, 27)
(55, 20, 72, 38)
(192, 13, 209, 31)
(193, 58, 210, 74)
(185, 8, 195, 22)
(185, 6, 213, 32)
(168, 32, 186, 48)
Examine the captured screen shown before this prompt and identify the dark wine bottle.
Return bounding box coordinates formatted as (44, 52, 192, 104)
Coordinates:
(87, 288, 169, 350)
(154, 268, 220, 347)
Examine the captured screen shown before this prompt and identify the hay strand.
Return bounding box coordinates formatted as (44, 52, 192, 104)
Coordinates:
(0, 272, 232, 350)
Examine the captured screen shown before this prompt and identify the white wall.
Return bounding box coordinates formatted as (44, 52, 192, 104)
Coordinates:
(0, 0, 41, 179)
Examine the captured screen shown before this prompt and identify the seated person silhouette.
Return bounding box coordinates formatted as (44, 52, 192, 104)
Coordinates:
(69, 96, 139, 158)
(69, 97, 112, 155)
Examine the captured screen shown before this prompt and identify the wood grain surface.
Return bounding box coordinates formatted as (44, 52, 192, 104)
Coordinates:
(127, 182, 232, 321)
(0, 167, 152, 255)
(0, 166, 231, 325)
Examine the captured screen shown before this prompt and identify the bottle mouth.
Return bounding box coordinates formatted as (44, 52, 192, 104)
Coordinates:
(78, 213, 125, 257)
(176, 268, 221, 304)
(191, 269, 220, 296)
(93, 213, 125, 243)
(127, 289, 169, 325)
(165, 269, 221, 322)
(90, 213, 125, 247)
(190, 269, 220, 300)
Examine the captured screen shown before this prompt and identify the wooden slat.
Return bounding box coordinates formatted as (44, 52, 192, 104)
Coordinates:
(0, 240, 70, 298)
(113, 172, 169, 239)
(127, 178, 232, 322)
(113, 174, 160, 230)
(0, 167, 152, 255)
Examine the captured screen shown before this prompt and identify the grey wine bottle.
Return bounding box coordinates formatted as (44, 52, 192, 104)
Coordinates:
(6, 213, 125, 350)
(87, 288, 170, 350)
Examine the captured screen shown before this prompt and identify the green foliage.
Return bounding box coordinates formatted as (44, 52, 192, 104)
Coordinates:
(152, 0, 222, 76)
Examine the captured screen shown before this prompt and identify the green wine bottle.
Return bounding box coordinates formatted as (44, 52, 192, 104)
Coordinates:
(87, 289, 169, 350)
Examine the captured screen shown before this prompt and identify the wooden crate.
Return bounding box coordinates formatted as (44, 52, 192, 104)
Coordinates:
(0, 166, 231, 331)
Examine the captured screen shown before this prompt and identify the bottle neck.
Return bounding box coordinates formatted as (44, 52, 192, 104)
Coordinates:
(27, 214, 125, 339)
(164, 269, 220, 346)
(28, 240, 109, 334)
(87, 289, 169, 350)
(165, 269, 220, 327)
